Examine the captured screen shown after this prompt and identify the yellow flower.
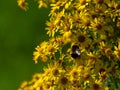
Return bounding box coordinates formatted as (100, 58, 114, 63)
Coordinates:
(82, 72, 91, 81)
(17, 0, 28, 11)
(90, 18, 103, 31)
(89, 79, 103, 90)
(104, 87, 109, 90)
(87, 51, 101, 67)
(108, 64, 120, 79)
(77, 0, 90, 9)
(63, 30, 72, 44)
(40, 54, 48, 62)
(50, 1, 65, 14)
(65, 1, 71, 9)
(46, 21, 56, 37)
(114, 41, 120, 59)
(99, 41, 112, 55)
(59, 76, 68, 85)
(60, 12, 73, 34)
(55, 36, 64, 46)
(72, 31, 91, 50)
(82, 18, 91, 27)
(19, 81, 28, 89)
(33, 51, 40, 63)
(33, 41, 48, 63)
(69, 65, 81, 79)
(38, 0, 48, 8)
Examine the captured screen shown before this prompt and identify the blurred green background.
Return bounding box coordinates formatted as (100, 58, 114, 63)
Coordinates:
(0, 0, 49, 90)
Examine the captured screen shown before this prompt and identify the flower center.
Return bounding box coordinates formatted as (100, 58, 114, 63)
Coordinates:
(78, 35, 86, 43)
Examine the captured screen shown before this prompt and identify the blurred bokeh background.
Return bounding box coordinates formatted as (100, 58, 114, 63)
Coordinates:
(0, 0, 49, 90)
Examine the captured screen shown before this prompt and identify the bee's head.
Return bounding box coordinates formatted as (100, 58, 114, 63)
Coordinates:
(72, 45, 79, 52)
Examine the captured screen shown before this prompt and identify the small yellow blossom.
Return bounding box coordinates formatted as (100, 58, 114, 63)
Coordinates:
(38, 0, 48, 8)
(63, 31, 72, 44)
(114, 41, 120, 59)
(17, 0, 28, 11)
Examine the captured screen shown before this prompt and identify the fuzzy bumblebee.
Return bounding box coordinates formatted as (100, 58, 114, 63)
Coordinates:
(71, 45, 80, 59)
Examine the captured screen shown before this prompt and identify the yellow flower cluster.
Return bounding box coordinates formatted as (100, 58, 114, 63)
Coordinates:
(18, 0, 28, 11)
(18, 0, 120, 90)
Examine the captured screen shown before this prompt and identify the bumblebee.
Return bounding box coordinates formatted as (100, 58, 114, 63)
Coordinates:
(71, 45, 80, 59)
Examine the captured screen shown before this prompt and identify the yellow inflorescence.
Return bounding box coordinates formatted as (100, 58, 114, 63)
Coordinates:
(18, 0, 120, 90)
(17, 0, 28, 11)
